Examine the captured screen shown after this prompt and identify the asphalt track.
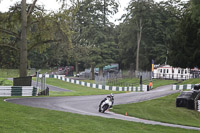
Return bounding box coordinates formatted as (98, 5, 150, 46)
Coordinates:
(5, 85, 200, 131)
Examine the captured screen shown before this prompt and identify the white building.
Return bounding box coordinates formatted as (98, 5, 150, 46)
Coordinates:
(153, 65, 194, 80)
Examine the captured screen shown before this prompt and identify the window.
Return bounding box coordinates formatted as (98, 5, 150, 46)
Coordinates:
(164, 69, 166, 73)
(167, 69, 169, 73)
(160, 69, 162, 73)
(178, 70, 180, 73)
(172, 69, 174, 73)
(185, 70, 187, 74)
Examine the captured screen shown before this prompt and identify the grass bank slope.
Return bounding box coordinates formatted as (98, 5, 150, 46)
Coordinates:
(112, 93, 200, 127)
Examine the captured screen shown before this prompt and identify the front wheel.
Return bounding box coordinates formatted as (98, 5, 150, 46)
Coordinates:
(98, 107, 101, 112)
(102, 104, 109, 113)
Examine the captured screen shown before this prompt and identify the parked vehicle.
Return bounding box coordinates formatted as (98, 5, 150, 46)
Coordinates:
(56, 66, 74, 76)
(194, 84, 200, 90)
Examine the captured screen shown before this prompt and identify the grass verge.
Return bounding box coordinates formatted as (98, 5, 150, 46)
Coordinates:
(112, 93, 200, 127)
(0, 97, 198, 133)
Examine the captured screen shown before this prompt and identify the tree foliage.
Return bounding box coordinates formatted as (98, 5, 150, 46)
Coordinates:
(169, 0, 200, 68)
(0, 1, 71, 71)
(1, 0, 200, 72)
(66, 0, 119, 77)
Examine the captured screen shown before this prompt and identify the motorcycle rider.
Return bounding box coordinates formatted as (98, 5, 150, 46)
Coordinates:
(99, 93, 114, 109)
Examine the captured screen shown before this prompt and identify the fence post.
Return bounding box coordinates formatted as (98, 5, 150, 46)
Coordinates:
(140, 75, 142, 85)
(140, 75, 142, 90)
(36, 69, 40, 88)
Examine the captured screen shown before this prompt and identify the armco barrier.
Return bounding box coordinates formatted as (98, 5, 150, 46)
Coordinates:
(50, 74, 148, 92)
(172, 84, 196, 90)
(0, 86, 37, 96)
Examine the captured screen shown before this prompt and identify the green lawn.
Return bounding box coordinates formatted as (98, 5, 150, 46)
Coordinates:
(177, 78, 200, 85)
(0, 69, 51, 78)
(0, 78, 13, 86)
(1, 74, 200, 132)
(0, 97, 198, 133)
(45, 78, 178, 96)
(152, 79, 178, 88)
(112, 93, 200, 127)
(82, 78, 178, 88)
(0, 69, 19, 78)
(45, 78, 124, 96)
(108, 78, 178, 88)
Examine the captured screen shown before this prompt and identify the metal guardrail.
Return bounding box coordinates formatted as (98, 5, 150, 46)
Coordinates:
(0, 86, 37, 96)
(198, 100, 200, 112)
(195, 92, 200, 111)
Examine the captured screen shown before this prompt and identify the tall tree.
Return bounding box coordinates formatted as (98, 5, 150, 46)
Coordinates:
(126, 0, 154, 71)
(68, 0, 119, 78)
(120, 0, 154, 71)
(20, 0, 28, 77)
(0, 1, 72, 72)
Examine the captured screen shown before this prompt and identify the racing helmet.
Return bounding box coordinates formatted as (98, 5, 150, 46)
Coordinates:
(110, 93, 114, 97)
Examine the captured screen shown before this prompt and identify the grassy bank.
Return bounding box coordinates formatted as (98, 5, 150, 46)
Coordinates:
(45, 78, 124, 96)
(112, 93, 200, 127)
(0, 97, 198, 133)
(83, 78, 178, 88)
(45, 78, 177, 96)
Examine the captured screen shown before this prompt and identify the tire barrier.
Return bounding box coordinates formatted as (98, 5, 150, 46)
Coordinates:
(51, 74, 148, 92)
(194, 84, 200, 90)
(0, 86, 37, 97)
(172, 84, 196, 90)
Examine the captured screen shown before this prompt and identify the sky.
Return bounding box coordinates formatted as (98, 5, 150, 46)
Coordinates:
(0, 0, 188, 24)
(0, 0, 128, 24)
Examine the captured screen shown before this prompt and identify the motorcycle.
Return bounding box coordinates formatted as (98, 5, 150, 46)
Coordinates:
(99, 97, 113, 113)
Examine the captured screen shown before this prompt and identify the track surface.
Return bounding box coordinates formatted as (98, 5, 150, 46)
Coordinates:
(5, 85, 200, 131)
